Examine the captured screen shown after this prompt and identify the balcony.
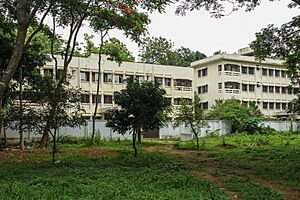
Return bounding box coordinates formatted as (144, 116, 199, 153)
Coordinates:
(225, 89, 240, 94)
(223, 64, 241, 76)
(174, 86, 192, 91)
(224, 71, 240, 76)
(173, 79, 192, 92)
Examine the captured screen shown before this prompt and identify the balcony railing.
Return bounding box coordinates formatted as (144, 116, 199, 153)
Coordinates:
(173, 86, 192, 91)
(224, 89, 240, 94)
(224, 71, 240, 76)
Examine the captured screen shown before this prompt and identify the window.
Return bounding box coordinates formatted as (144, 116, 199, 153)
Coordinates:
(242, 84, 248, 92)
(202, 102, 208, 110)
(92, 95, 101, 103)
(275, 86, 280, 93)
(136, 75, 144, 82)
(242, 101, 248, 106)
(242, 66, 247, 74)
(198, 85, 208, 94)
(44, 68, 54, 78)
(263, 102, 268, 109)
(115, 74, 123, 84)
(104, 73, 112, 82)
(218, 83, 222, 89)
(154, 77, 163, 85)
(281, 70, 286, 78)
(80, 71, 90, 82)
(174, 98, 181, 105)
(262, 68, 267, 76)
(276, 103, 281, 110)
(71, 70, 77, 79)
(269, 69, 274, 76)
(282, 103, 287, 110)
(197, 70, 202, 77)
(202, 68, 208, 76)
(81, 94, 90, 103)
(92, 72, 99, 82)
(275, 70, 280, 77)
(269, 86, 274, 93)
(218, 65, 222, 71)
(104, 95, 112, 104)
(288, 87, 293, 94)
(124, 74, 134, 83)
(263, 86, 268, 93)
(164, 78, 171, 86)
(249, 84, 255, 92)
(282, 87, 287, 94)
(269, 102, 274, 109)
(294, 88, 299, 94)
(248, 67, 255, 74)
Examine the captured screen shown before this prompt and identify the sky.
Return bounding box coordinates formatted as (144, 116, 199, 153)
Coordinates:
(56, 0, 299, 60)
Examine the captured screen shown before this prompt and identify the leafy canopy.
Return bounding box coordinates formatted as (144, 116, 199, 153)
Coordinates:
(139, 36, 206, 67)
(106, 79, 171, 134)
(207, 99, 262, 134)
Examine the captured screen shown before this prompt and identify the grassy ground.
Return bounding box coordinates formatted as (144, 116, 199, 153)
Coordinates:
(0, 132, 299, 200)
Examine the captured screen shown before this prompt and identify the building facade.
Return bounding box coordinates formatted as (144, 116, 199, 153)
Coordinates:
(43, 54, 194, 119)
(191, 50, 296, 116)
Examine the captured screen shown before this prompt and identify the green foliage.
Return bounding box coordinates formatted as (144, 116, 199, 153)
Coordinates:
(139, 36, 206, 67)
(207, 99, 262, 134)
(174, 95, 207, 148)
(250, 16, 300, 85)
(288, 94, 300, 114)
(106, 79, 171, 155)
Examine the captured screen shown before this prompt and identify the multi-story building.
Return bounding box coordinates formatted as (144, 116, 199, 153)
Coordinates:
(191, 48, 296, 116)
(43, 54, 194, 119)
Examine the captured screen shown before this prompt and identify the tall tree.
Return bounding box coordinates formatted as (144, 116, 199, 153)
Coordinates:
(174, 95, 207, 148)
(139, 36, 206, 67)
(250, 16, 300, 84)
(0, 0, 52, 104)
(106, 79, 171, 156)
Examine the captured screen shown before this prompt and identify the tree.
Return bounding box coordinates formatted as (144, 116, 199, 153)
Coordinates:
(175, 0, 300, 17)
(102, 38, 135, 64)
(106, 79, 171, 156)
(206, 99, 262, 134)
(8, 72, 86, 164)
(139, 36, 206, 67)
(288, 94, 300, 114)
(0, 14, 51, 149)
(250, 16, 300, 84)
(0, 0, 52, 104)
(174, 95, 207, 148)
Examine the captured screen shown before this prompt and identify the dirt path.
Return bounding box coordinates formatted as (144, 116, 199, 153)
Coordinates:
(144, 145, 300, 200)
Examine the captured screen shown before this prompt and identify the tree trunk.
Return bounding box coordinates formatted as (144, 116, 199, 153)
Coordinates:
(3, 127, 7, 147)
(137, 128, 142, 144)
(52, 128, 57, 165)
(40, 123, 50, 149)
(132, 132, 137, 157)
(0, 25, 28, 101)
(190, 124, 199, 149)
(92, 31, 106, 143)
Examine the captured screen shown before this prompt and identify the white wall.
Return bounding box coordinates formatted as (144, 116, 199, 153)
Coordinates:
(2, 120, 299, 142)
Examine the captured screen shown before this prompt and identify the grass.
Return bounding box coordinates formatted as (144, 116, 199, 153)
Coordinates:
(0, 132, 299, 199)
(0, 143, 229, 200)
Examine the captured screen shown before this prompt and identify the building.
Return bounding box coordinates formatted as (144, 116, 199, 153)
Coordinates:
(43, 54, 194, 119)
(191, 48, 296, 116)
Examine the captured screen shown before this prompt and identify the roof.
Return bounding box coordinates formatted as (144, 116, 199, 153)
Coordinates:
(190, 54, 284, 68)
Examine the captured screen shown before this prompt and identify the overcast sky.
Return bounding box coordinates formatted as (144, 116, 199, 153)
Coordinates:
(56, 0, 299, 60)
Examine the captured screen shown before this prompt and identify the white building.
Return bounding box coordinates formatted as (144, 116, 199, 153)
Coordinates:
(191, 48, 296, 116)
(43, 54, 194, 119)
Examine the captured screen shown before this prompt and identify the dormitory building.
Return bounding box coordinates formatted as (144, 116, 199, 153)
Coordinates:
(42, 47, 296, 119)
